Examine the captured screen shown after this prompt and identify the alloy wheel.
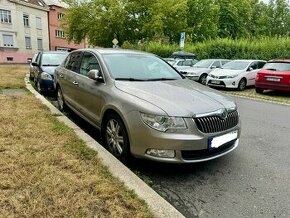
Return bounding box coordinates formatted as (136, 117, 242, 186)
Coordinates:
(238, 78, 246, 91)
(106, 118, 125, 156)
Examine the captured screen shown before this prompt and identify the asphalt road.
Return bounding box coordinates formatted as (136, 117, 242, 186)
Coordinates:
(61, 97, 290, 218)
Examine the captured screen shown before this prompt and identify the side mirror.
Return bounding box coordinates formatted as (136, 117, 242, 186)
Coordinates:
(211, 66, 217, 69)
(88, 69, 104, 82)
(247, 67, 253, 71)
(31, 62, 38, 66)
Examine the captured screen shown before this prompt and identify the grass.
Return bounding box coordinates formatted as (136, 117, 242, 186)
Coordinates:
(224, 88, 290, 105)
(0, 65, 152, 218)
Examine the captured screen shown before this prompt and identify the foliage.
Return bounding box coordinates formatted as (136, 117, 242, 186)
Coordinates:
(63, 0, 290, 47)
(131, 37, 290, 60)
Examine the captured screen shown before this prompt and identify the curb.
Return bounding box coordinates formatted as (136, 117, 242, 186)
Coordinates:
(25, 75, 184, 218)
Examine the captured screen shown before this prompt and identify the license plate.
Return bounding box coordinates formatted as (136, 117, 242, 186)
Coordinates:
(209, 131, 238, 149)
(266, 77, 280, 82)
(211, 80, 221, 84)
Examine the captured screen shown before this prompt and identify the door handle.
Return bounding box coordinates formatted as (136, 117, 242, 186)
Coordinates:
(72, 81, 79, 85)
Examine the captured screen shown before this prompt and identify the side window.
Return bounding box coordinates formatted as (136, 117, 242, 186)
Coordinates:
(221, 60, 229, 65)
(212, 61, 221, 68)
(66, 52, 82, 73)
(177, 60, 184, 66)
(257, 61, 266, 69)
(35, 52, 41, 63)
(184, 60, 193, 66)
(249, 62, 258, 70)
(79, 52, 101, 76)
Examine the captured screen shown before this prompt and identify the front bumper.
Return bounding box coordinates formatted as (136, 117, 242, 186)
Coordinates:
(125, 111, 241, 163)
(39, 79, 55, 92)
(207, 78, 239, 88)
(256, 82, 290, 91)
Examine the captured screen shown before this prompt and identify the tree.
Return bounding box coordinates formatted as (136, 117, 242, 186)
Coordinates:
(187, 0, 219, 42)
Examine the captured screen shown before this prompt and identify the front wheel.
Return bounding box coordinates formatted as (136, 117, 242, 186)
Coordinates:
(102, 113, 130, 161)
(255, 87, 264, 94)
(199, 73, 208, 85)
(57, 87, 66, 111)
(238, 78, 247, 91)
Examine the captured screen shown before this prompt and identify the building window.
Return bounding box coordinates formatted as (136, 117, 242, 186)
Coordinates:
(37, 38, 43, 50)
(25, 37, 31, 49)
(36, 17, 42, 29)
(7, 57, 13, 61)
(3, 34, 13, 47)
(55, 30, 65, 38)
(57, 12, 64, 20)
(0, 9, 12, 24)
(23, 14, 29, 27)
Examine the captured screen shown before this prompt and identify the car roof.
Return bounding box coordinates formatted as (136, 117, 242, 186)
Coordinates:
(268, 59, 290, 63)
(229, 59, 266, 63)
(42, 51, 68, 54)
(75, 48, 153, 56)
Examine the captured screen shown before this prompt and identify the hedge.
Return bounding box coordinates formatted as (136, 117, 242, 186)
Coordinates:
(122, 37, 290, 60)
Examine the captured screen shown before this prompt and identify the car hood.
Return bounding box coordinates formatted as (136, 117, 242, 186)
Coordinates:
(41, 66, 58, 75)
(211, 68, 244, 76)
(115, 79, 236, 117)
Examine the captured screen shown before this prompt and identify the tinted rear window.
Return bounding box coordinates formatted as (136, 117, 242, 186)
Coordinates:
(263, 62, 290, 71)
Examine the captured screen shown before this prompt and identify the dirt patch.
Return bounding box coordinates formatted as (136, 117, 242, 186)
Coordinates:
(0, 89, 26, 96)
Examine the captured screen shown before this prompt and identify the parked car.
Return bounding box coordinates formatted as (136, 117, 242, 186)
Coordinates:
(168, 59, 198, 72)
(184, 59, 230, 85)
(31, 51, 68, 93)
(55, 49, 240, 163)
(169, 51, 197, 60)
(29, 53, 38, 80)
(207, 60, 266, 90)
(255, 59, 290, 93)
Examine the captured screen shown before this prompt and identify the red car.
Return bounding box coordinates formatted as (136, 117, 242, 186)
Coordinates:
(255, 59, 290, 93)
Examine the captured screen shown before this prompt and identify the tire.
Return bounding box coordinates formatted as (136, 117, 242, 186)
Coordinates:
(57, 87, 67, 111)
(29, 73, 34, 81)
(102, 113, 130, 161)
(36, 79, 42, 93)
(199, 73, 208, 85)
(238, 78, 247, 91)
(255, 87, 264, 94)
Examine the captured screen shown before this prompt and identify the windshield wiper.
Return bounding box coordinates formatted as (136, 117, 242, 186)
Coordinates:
(147, 78, 177, 81)
(42, 64, 59, 67)
(115, 78, 148, 81)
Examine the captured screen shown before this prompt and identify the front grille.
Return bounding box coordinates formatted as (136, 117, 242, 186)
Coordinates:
(181, 139, 236, 160)
(194, 110, 239, 133)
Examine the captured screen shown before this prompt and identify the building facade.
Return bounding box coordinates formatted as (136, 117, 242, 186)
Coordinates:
(0, 0, 50, 63)
(44, 0, 86, 51)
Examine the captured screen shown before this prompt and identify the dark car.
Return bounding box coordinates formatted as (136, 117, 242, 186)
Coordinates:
(256, 59, 290, 93)
(31, 51, 68, 93)
(169, 51, 197, 60)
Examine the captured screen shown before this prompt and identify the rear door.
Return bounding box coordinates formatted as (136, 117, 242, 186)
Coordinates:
(247, 61, 260, 86)
(60, 51, 83, 109)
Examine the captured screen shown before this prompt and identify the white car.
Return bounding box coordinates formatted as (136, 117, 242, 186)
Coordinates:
(184, 59, 229, 85)
(207, 60, 266, 90)
(167, 59, 198, 72)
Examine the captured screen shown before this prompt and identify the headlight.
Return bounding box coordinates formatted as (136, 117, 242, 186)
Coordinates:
(40, 72, 53, 80)
(140, 113, 187, 132)
(226, 74, 239, 78)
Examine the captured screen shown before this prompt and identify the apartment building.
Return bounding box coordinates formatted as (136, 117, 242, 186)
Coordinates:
(44, 0, 86, 51)
(0, 0, 50, 63)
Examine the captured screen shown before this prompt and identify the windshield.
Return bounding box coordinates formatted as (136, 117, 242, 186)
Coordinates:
(222, 61, 250, 70)
(194, 59, 214, 68)
(41, 53, 68, 66)
(263, 62, 290, 71)
(103, 53, 183, 81)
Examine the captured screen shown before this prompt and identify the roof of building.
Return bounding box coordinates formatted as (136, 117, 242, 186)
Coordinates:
(9, 0, 49, 11)
(43, 0, 68, 8)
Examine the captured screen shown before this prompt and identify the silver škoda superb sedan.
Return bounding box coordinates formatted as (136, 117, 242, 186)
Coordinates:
(55, 49, 241, 163)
